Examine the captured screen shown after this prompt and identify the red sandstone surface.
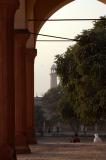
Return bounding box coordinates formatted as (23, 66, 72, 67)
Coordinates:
(17, 137, 106, 160)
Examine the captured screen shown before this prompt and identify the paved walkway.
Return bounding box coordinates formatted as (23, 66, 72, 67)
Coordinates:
(17, 137, 106, 160)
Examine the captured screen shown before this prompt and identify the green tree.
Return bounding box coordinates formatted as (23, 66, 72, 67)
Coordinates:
(35, 105, 45, 132)
(57, 93, 81, 135)
(42, 86, 63, 125)
(55, 16, 106, 125)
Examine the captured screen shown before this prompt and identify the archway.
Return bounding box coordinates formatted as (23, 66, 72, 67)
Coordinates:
(0, 0, 106, 160)
(34, 0, 106, 138)
(14, 0, 106, 153)
(33, 0, 106, 45)
(35, 0, 106, 97)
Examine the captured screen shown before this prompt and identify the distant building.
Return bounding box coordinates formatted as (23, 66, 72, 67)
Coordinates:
(50, 64, 57, 89)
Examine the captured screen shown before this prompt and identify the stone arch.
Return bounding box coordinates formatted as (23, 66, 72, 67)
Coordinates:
(14, 0, 106, 47)
(0, 0, 105, 158)
(34, 0, 74, 46)
(33, 0, 106, 47)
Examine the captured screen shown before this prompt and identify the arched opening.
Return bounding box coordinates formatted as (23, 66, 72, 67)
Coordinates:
(34, 0, 106, 95)
(0, 0, 106, 159)
(34, 0, 106, 144)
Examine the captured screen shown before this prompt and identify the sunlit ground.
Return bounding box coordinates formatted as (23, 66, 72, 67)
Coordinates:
(17, 136, 106, 160)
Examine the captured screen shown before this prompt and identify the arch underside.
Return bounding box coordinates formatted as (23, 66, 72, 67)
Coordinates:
(15, 0, 106, 48)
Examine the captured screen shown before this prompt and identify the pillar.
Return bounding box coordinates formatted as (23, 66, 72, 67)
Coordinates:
(0, 1, 19, 160)
(14, 30, 30, 154)
(26, 48, 37, 144)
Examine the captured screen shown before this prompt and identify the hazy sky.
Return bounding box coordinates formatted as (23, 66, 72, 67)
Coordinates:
(34, 0, 106, 97)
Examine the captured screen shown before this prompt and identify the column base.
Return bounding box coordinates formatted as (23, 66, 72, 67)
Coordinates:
(0, 144, 16, 160)
(27, 129, 37, 144)
(27, 137, 37, 145)
(16, 146, 30, 154)
(15, 134, 31, 154)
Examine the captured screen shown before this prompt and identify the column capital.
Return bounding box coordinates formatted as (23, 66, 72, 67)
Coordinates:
(14, 29, 30, 47)
(26, 48, 37, 62)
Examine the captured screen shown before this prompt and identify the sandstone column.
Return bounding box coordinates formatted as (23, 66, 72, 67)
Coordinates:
(26, 48, 37, 144)
(0, 1, 19, 160)
(14, 30, 30, 154)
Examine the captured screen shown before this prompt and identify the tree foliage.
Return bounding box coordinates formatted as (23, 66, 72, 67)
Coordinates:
(42, 86, 63, 124)
(55, 16, 106, 125)
(57, 93, 81, 134)
(35, 105, 45, 131)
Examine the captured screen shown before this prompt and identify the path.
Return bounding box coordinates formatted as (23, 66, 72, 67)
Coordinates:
(17, 137, 106, 160)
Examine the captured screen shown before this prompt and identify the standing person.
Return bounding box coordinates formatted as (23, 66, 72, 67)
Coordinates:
(56, 125, 60, 136)
(94, 133, 102, 143)
(53, 126, 56, 136)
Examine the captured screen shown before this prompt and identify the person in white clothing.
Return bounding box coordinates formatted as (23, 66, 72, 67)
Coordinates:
(94, 133, 102, 143)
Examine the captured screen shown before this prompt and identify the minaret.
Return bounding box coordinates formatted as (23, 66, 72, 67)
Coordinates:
(50, 64, 57, 89)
